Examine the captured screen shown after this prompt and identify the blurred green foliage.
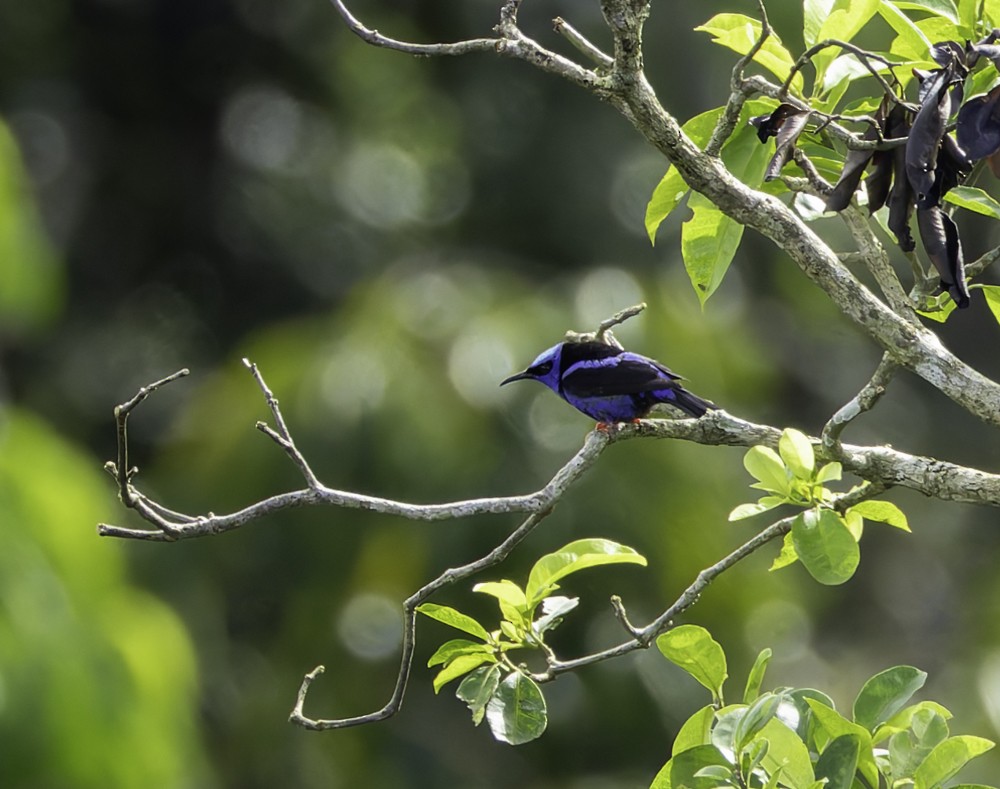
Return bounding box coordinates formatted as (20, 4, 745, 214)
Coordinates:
(0, 408, 207, 787)
(2, 0, 1000, 787)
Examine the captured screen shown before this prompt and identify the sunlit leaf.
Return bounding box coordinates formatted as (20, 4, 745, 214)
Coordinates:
(674, 705, 717, 753)
(457, 664, 503, 726)
(875, 700, 952, 744)
(658, 624, 728, 702)
(744, 445, 791, 495)
(791, 509, 861, 585)
(524, 538, 646, 609)
(474, 580, 529, 625)
(484, 671, 547, 745)
(646, 108, 725, 243)
(982, 284, 1000, 324)
(879, 0, 935, 60)
(728, 497, 784, 521)
(943, 185, 1000, 219)
(734, 693, 782, 751)
(531, 595, 578, 637)
(432, 652, 497, 693)
(743, 648, 772, 704)
(417, 603, 492, 641)
(913, 735, 995, 788)
(770, 531, 800, 571)
(427, 638, 493, 667)
(854, 665, 927, 731)
(892, 0, 960, 22)
(811, 0, 881, 86)
(757, 717, 818, 787)
(779, 428, 815, 479)
(695, 14, 803, 93)
(849, 499, 911, 531)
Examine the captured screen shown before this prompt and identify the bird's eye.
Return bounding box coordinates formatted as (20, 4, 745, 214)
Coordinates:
(532, 361, 553, 376)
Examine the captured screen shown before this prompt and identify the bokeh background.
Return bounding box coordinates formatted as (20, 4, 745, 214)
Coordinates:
(3, 0, 1000, 786)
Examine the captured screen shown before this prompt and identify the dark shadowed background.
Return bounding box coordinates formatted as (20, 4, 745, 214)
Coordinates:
(3, 0, 1000, 786)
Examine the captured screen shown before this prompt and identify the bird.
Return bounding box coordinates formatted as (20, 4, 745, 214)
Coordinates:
(500, 339, 715, 424)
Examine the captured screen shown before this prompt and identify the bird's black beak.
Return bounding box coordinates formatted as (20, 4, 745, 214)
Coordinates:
(500, 370, 532, 386)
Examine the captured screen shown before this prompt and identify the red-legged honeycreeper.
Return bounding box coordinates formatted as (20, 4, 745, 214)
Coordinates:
(500, 340, 715, 423)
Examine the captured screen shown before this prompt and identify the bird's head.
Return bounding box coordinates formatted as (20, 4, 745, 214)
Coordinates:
(500, 342, 563, 392)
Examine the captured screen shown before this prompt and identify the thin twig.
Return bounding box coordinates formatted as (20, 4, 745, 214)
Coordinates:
(822, 353, 900, 455)
(244, 358, 322, 489)
(329, 0, 499, 56)
(291, 508, 551, 729)
(780, 39, 902, 105)
(553, 16, 613, 68)
(705, 0, 771, 157)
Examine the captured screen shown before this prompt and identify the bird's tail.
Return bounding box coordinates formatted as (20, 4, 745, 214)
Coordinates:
(671, 387, 716, 418)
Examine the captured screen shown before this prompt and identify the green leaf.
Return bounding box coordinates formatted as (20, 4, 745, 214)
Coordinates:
(892, 0, 960, 22)
(657, 625, 729, 703)
(879, 0, 935, 60)
(744, 446, 791, 496)
(674, 705, 718, 753)
(735, 693, 782, 751)
(983, 285, 1000, 326)
(427, 638, 492, 667)
(484, 671, 548, 745)
(849, 500, 911, 532)
(524, 538, 646, 609)
(809, 0, 881, 87)
(457, 664, 503, 725)
(645, 107, 724, 244)
(944, 186, 1000, 219)
(432, 652, 497, 693)
(889, 709, 951, 778)
(875, 700, 952, 744)
(695, 14, 803, 93)
(854, 666, 927, 731)
(770, 531, 800, 571)
(683, 198, 746, 307)
(744, 648, 772, 704)
(417, 603, 492, 641)
(814, 734, 862, 789)
(779, 428, 815, 480)
(806, 699, 880, 787)
(729, 498, 784, 521)
(669, 744, 735, 788)
(757, 717, 817, 788)
(531, 595, 578, 637)
(681, 114, 772, 305)
(474, 580, 529, 625)
(791, 509, 861, 585)
(815, 462, 842, 484)
(914, 735, 995, 789)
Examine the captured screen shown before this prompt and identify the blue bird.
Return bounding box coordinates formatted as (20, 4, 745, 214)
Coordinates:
(500, 340, 715, 424)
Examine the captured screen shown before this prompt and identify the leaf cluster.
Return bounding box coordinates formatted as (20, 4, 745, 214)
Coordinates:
(730, 429, 909, 585)
(417, 538, 646, 744)
(647, 0, 1000, 316)
(652, 624, 995, 789)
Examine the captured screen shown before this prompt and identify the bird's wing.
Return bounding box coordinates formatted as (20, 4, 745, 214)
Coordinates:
(561, 353, 682, 397)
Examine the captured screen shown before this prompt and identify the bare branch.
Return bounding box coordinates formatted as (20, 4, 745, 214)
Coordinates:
(291, 508, 552, 730)
(329, 0, 499, 56)
(553, 16, 613, 68)
(822, 353, 900, 455)
(780, 39, 904, 107)
(705, 0, 770, 157)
